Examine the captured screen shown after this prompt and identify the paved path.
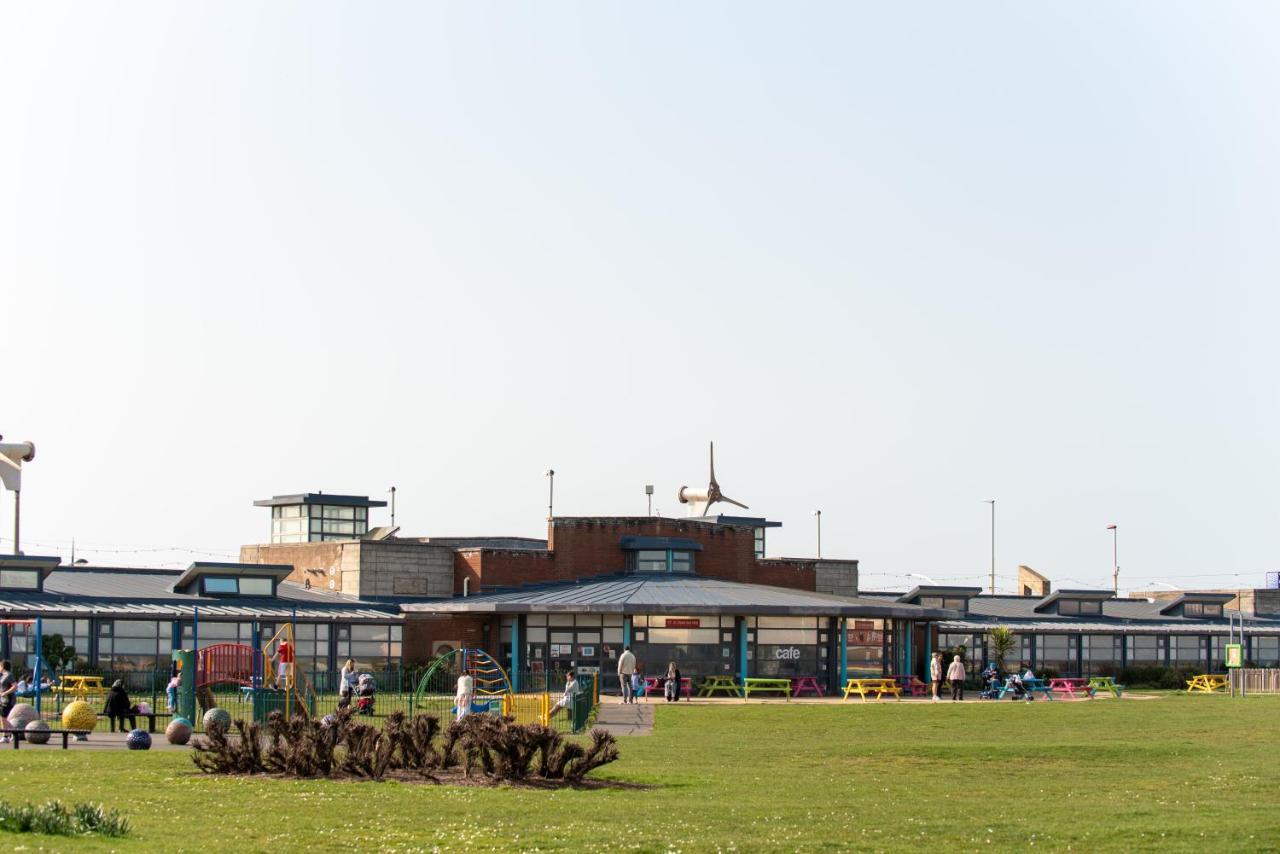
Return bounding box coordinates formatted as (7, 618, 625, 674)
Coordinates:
(593, 701, 655, 736)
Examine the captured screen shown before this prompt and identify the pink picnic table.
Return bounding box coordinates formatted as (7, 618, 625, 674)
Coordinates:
(790, 676, 825, 697)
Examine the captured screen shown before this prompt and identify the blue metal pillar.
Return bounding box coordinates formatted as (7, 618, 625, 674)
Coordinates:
(33, 617, 42, 715)
(924, 622, 932, 682)
(623, 615, 632, 647)
(511, 616, 522, 692)
(737, 616, 749, 684)
(839, 618, 848, 687)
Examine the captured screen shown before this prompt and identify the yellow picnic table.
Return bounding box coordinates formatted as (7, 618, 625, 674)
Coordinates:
(1186, 674, 1228, 693)
(697, 676, 743, 697)
(58, 675, 106, 701)
(742, 677, 791, 699)
(842, 677, 902, 702)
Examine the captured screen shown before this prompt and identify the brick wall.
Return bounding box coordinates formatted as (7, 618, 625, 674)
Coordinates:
(240, 542, 348, 591)
(403, 613, 491, 665)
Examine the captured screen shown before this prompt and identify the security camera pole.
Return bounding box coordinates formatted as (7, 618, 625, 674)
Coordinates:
(0, 436, 37, 555)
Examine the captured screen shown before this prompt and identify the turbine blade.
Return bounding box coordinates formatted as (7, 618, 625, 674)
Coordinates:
(719, 495, 750, 510)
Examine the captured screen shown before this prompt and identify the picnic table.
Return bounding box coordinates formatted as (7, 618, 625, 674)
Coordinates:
(890, 674, 930, 697)
(643, 676, 692, 698)
(58, 675, 106, 701)
(997, 677, 1055, 701)
(1047, 677, 1094, 700)
(1186, 674, 1228, 693)
(743, 678, 792, 699)
(790, 676, 825, 697)
(842, 678, 902, 702)
(697, 676, 742, 697)
(1088, 676, 1125, 698)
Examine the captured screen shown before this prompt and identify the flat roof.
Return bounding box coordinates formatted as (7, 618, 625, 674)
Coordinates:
(171, 561, 294, 592)
(401, 574, 960, 619)
(253, 493, 388, 508)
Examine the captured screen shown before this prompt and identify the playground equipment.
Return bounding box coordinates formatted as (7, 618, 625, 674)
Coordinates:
(203, 707, 232, 731)
(410, 648, 514, 719)
(126, 729, 152, 750)
(62, 700, 97, 733)
(165, 718, 192, 745)
(0, 618, 47, 714)
(24, 719, 50, 744)
(171, 621, 315, 725)
(7, 703, 38, 729)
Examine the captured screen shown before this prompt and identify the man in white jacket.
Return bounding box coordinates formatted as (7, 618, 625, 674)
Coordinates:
(617, 646, 637, 704)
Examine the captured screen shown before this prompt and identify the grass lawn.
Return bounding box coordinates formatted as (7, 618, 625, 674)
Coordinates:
(3, 694, 1278, 851)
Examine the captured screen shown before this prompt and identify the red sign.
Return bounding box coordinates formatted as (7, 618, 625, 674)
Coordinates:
(664, 618, 701, 628)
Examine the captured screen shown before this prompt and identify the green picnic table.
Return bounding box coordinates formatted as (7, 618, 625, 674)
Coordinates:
(697, 676, 743, 697)
(743, 677, 791, 699)
(1087, 676, 1125, 697)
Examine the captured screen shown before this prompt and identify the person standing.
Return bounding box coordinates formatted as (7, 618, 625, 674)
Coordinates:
(454, 672, 475, 721)
(631, 664, 645, 704)
(103, 679, 137, 732)
(946, 654, 967, 701)
(271, 638, 296, 690)
(0, 661, 15, 743)
(929, 652, 943, 702)
(617, 646, 637, 704)
(664, 661, 682, 702)
(337, 658, 356, 710)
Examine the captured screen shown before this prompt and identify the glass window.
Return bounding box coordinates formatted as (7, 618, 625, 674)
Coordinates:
(203, 577, 238, 594)
(1036, 634, 1076, 675)
(1204, 604, 1222, 618)
(1126, 634, 1164, 663)
(1081, 634, 1120, 675)
(635, 550, 667, 573)
(753, 528, 766, 559)
(238, 577, 273, 596)
(942, 597, 969, 610)
(1252, 636, 1280, 667)
(1171, 635, 1205, 668)
(919, 596, 943, 608)
(671, 552, 694, 573)
(0, 570, 39, 589)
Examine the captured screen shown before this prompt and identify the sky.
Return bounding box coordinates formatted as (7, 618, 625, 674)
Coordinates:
(1, 3, 1277, 592)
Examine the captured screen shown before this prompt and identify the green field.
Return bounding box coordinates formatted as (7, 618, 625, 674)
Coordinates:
(4, 694, 1278, 851)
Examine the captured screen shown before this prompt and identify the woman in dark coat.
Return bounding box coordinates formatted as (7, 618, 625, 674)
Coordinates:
(103, 679, 137, 732)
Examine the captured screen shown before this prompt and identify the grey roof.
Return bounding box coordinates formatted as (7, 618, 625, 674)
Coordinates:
(400, 574, 960, 619)
(0, 566, 400, 622)
(863, 592, 1280, 635)
(253, 493, 387, 508)
(1157, 593, 1236, 615)
(1032, 589, 1116, 612)
(898, 585, 983, 603)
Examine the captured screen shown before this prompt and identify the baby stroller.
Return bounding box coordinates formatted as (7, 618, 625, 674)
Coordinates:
(354, 674, 376, 715)
(1005, 674, 1033, 701)
(979, 664, 1001, 700)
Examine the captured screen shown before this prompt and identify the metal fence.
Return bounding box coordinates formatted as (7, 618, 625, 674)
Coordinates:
(1236, 668, 1280, 694)
(29, 667, 597, 735)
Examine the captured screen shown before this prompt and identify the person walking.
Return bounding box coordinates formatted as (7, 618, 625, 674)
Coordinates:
(617, 645, 637, 704)
(946, 654, 967, 702)
(631, 664, 645, 703)
(929, 652, 943, 702)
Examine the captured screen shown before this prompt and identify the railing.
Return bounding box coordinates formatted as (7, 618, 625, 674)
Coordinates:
(1236, 668, 1280, 694)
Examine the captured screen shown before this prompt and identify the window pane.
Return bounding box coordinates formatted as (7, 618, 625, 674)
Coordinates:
(204, 577, 238, 594)
(113, 620, 160, 638)
(238, 577, 273, 596)
(0, 570, 39, 589)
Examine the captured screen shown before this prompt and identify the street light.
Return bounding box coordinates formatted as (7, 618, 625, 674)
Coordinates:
(811, 509, 822, 559)
(984, 500, 995, 594)
(1107, 524, 1118, 593)
(645, 484, 654, 516)
(544, 470, 555, 520)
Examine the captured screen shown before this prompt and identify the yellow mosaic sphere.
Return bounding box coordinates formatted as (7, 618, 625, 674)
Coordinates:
(62, 700, 98, 732)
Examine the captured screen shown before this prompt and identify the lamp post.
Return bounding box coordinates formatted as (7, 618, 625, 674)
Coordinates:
(544, 470, 555, 520)
(1107, 524, 1118, 593)
(645, 484, 654, 516)
(811, 509, 822, 559)
(388, 486, 396, 528)
(984, 500, 995, 594)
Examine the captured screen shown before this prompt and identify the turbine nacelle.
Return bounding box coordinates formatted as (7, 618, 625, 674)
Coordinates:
(0, 439, 36, 492)
(678, 442, 749, 517)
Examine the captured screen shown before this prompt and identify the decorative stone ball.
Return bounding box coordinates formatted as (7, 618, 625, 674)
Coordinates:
(7, 703, 39, 729)
(165, 719, 192, 745)
(202, 707, 232, 732)
(62, 700, 98, 732)
(135, 701, 152, 715)
(171, 716, 192, 728)
(126, 729, 152, 750)
(24, 719, 51, 745)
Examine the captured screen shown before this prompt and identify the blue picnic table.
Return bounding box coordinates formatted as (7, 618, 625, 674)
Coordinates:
(996, 676, 1055, 701)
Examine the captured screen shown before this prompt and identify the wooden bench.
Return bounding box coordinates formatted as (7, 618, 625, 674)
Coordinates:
(103, 711, 173, 733)
(697, 676, 742, 697)
(842, 678, 902, 701)
(1186, 674, 1228, 693)
(743, 678, 792, 699)
(2, 728, 92, 750)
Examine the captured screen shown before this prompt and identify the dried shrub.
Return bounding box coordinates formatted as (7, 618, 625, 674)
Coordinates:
(191, 719, 265, 774)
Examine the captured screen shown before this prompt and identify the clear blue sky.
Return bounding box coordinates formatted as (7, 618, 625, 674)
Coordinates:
(2, 3, 1277, 591)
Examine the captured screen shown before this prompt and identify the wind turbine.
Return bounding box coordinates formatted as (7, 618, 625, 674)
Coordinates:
(678, 442, 749, 517)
